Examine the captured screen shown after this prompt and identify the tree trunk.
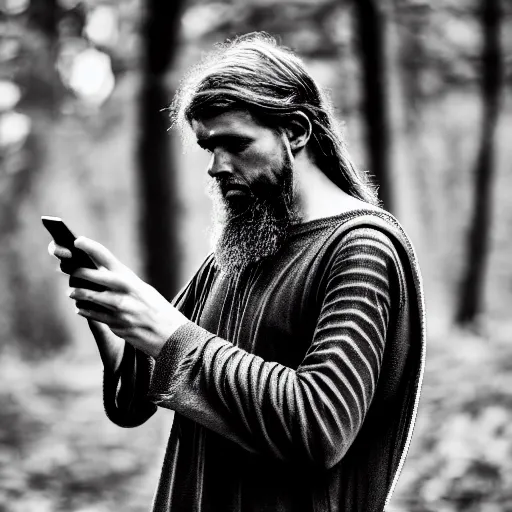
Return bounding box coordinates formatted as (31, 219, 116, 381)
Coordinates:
(352, 0, 392, 210)
(137, 0, 186, 300)
(27, 0, 61, 113)
(3, 0, 70, 357)
(455, 0, 502, 326)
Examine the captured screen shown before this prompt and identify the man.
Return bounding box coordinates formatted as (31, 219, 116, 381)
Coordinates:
(50, 33, 426, 512)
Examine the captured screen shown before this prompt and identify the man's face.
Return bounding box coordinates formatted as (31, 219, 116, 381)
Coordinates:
(192, 110, 291, 203)
(191, 109, 301, 275)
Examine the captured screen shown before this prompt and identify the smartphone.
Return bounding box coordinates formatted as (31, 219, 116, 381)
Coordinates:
(42, 216, 107, 293)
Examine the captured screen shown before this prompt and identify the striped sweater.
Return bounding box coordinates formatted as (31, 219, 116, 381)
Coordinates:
(103, 210, 426, 512)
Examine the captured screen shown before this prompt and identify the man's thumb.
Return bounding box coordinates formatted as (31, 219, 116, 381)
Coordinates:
(74, 236, 118, 270)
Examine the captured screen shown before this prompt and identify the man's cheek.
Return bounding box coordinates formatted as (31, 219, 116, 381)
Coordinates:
(250, 170, 284, 199)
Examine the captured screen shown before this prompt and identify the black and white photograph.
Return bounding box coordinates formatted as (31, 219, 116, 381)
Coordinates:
(0, 0, 511, 511)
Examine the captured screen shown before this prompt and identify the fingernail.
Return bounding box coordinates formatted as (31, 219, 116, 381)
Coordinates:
(67, 288, 74, 298)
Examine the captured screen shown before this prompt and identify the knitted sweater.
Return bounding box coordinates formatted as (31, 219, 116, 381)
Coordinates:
(103, 209, 426, 512)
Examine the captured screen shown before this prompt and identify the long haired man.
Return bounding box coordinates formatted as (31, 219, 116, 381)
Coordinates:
(50, 33, 425, 512)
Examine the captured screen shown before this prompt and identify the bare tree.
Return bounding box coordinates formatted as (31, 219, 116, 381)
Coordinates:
(137, 0, 187, 299)
(456, 0, 503, 326)
(1, 0, 70, 356)
(352, 0, 392, 210)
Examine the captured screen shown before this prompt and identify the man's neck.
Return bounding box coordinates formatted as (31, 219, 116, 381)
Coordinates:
(293, 155, 381, 223)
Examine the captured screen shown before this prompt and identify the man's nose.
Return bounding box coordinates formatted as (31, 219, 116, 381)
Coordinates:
(207, 150, 233, 178)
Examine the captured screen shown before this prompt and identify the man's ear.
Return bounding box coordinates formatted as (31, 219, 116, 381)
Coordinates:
(283, 112, 312, 153)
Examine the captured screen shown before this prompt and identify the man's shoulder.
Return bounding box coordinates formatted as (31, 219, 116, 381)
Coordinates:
(289, 206, 408, 267)
(323, 207, 412, 255)
(317, 208, 420, 294)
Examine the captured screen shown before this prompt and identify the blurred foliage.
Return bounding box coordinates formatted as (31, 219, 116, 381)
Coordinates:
(0, 352, 165, 511)
(0, 0, 512, 511)
(391, 323, 512, 511)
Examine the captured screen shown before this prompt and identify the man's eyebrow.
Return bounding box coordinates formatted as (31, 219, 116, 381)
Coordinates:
(196, 134, 252, 147)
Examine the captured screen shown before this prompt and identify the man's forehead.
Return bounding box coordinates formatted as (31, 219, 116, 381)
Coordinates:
(191, 110, 261, 139)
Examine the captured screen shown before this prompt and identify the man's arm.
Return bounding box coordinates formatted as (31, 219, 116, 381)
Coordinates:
(148, 228, 400, 468)
(50, 239, 216, 428)
(99, 255, 216, 427)
(89, 320, 158, 428)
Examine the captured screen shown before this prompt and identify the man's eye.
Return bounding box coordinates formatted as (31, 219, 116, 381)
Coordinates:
(227, 141, 250, 154)
(198, 140, 250, 154)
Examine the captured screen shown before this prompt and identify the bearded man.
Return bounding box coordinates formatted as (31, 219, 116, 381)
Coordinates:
(49, 33, 426, 512)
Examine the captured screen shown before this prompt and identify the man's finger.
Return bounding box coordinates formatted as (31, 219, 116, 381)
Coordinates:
(69, 287, 123, 312)
(71, 267, 129, 291)
(48, 240, 56, 257)
(74, 237, 121, 271)
(75, 300, 114, 316)
(48, 241, 73, 259)
(75, 304, 119, 327)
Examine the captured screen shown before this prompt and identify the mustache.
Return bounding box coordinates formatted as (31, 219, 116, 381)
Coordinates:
(215, 178, 252, 195)
(214, 178, 286, 203)
(216, 177, 246, 188)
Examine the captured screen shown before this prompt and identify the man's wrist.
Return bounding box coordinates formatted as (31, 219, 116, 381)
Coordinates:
(148, 321, 218, 404)
(87, 319, 125, 373)
(152, 309, 190, 359)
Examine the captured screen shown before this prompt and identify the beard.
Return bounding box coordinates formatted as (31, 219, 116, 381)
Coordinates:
(207, 153, 301, 277)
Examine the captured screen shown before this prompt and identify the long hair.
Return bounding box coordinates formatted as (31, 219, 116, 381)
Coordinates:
(170, 32, 380, 206)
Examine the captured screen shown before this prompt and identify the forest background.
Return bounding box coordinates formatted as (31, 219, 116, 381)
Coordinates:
(1, 0, 511, 510)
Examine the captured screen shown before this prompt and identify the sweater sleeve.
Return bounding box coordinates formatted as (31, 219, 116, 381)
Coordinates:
(103, 342, 157, 428)
(102, 255, 216, 428)
(148, 228, 398, 468)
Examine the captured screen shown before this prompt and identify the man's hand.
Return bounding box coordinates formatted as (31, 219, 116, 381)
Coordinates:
(49, 239, 124, 371)
(63, 237, 188, 359)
